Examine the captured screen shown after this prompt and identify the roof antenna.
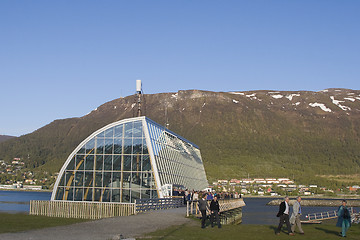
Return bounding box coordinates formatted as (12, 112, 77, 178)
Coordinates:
(136, 80, 142, 117)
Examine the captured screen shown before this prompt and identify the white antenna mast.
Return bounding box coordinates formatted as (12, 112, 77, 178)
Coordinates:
(136, 80, 142, 117)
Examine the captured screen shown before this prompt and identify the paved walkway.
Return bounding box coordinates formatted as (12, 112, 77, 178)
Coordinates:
(0, 207, 194, 240)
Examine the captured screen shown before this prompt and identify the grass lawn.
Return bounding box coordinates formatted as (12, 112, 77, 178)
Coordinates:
(140, 220, 360, 240)
(0, 213, 89, 234)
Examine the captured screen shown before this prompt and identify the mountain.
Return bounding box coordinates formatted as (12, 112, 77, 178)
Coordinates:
(0, 89, 359, 186)
(0, 135, 15, 143)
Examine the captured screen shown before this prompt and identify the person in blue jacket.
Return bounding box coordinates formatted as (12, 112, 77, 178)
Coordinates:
(336, 200, 351, 237)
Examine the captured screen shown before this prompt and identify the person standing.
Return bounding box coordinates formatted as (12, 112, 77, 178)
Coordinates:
(210, 195, 221, 228)
(290, 196, 304, 234)
(275, 196, 294, 235)
(198, 193, 209, 228)
(336, 200, 351, 237)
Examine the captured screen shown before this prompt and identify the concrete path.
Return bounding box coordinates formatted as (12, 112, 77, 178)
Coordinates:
(0, 207, 194, 240)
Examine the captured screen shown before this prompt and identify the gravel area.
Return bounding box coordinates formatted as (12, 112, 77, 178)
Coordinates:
(0, 207, 192, 240)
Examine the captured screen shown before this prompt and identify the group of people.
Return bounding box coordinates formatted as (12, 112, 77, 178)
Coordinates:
(198, 193, 222, 229)
(276, 196, 352, 237)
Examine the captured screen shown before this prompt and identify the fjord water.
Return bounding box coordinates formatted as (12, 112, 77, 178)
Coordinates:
(0, 190, 51, 213)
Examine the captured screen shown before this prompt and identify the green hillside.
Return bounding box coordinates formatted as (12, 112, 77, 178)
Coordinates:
(0, 89, 360, 187)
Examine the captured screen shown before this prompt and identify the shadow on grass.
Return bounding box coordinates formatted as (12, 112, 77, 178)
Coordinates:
(315, 227, 340, 236)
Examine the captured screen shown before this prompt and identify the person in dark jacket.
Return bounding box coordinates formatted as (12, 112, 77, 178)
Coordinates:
(210, 195, 221, 228)
(275, 196, 294, 235)
(336, 200, 351, 237)
(198, 193, 209, 228)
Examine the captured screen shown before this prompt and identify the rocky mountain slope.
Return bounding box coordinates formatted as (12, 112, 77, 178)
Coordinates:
(0, 89, 359, 185)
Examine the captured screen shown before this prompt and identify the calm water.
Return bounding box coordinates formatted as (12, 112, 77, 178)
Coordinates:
(0, 190, 51, 213)
(0, 191, 357, 225)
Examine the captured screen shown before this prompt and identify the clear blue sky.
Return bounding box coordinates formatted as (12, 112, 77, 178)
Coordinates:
(1, 0, 359, 136)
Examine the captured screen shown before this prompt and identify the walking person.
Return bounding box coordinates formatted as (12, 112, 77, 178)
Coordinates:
(198, 193, 209, 228)
(210, 195, 222, 228)
(290, 196, 304, 234)
(336, 200, 351, 237)
(275, 196, 294, 235)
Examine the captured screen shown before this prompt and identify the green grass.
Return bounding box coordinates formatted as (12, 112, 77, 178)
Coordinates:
(140, 220, 360, 240)
(0, 213, 89, 234)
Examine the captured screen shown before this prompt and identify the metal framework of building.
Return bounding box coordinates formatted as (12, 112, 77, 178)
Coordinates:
(51, 116, 208, 203)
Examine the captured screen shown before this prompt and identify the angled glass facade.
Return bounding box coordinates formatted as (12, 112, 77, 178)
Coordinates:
(51, 116, 208, 203)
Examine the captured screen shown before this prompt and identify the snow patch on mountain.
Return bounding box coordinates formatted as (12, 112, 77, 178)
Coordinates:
(271, 94, 284, 99)
(344, 98, 355, 102)
(330, 96, 351, 111)
(172, 93, 178, 98)
(309, 103, 332, 112)
(246, 93, 257, 100)
(286, 94, 300, 101)
(230, 92, 245, 95)
(233, 99, 239, 104)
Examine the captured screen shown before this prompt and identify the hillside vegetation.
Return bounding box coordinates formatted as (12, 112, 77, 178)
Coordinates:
(0, 89, 359, 187)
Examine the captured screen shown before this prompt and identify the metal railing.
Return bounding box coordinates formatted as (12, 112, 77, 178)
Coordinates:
(136, 197, 184, 212)
(306, 207, 354, 222)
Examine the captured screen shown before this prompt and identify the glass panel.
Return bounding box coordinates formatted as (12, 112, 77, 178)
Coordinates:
(141, 172, 152, 188)
(85, 155, 94, 170)
(141, 189, 150, 199)
(65, 171, 74, 187)
(84, 188, 93, 201)
(58, 174, 65, 186)
(96, 137, 104, 154)
(133, 121, 143, 138)
(142, 155, 151, 171)
(66, 157, 75, 171)
(111, 172, 121, 188)
(132, 171, 141, 186)
(84, 172, 93, 188)
(113, 155, 121, 171)
(74, 188, 83, 201)
(103, 172, 112, 188)
(95, 172, 103, 187)
(113, 138, 122, 154)
(122, 189, 131, 202)
(143, 140, 149, 154)
(132, 154, 141, 172)
(105, 127, 114, 138)
(102, 188, 111, 202)
(65, 187, 74, 201)
(104, 155, 112, 170)
(74, 171, 84, 187)
(95, 155, 103, 170)
(94, 188, 102, 201)
(112, 188, 120, 202)
(75, 155, 85, 171)
(114, 125, 123, 138)
(122, 172, 131, 188)
(123, 155, 132, 171)
(124, 122, 133, 138)
(123, 139, 132, 154)
(85, 138, 95, 154)
(104, 138, 113, 154)
(55, 187, 64, 200)
(132, 138, 142, 154)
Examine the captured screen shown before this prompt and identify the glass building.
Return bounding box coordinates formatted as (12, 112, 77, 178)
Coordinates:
(51, 116, 208, 203)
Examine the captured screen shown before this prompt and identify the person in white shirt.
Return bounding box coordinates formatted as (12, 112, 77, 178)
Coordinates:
(275, 196, 294, 235)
